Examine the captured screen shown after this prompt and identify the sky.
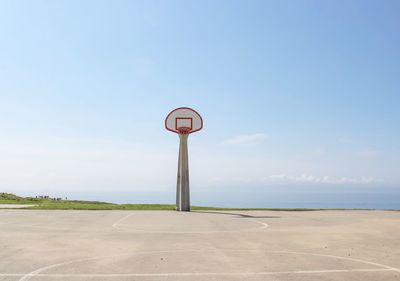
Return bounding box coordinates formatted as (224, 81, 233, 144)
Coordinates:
(0, 0, 399, 208)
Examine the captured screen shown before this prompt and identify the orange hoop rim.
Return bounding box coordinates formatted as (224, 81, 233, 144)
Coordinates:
(177, 127, 191, 134)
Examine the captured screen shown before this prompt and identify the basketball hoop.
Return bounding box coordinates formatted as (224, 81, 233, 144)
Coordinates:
(165, 107, 203, 135)
(177, 127, 191, 135)
(165, 107, 203, 212)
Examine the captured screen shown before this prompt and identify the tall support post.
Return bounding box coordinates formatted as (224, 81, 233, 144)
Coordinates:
(166, 107, 202, 212)
(176, 134, 190, 211)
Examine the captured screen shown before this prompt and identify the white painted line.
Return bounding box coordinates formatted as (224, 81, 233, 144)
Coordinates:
(2, 211, 269, 234)
(277, 251, 400, 273)
(1, 268, 395, 278)
(17, 249, 400, 281)
(249, 218, 269, 229)
(111, 213, 135, 230)
(115, 216, 269, 234)
(113, 225, 269, 234)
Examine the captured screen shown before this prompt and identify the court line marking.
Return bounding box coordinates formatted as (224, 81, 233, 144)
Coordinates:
(17, 249, 400, 281)
(111, 213, 135, 230)
(1, 268, 394, 277)
(279, 250, 400, 272)
(1, 211, 268, 234)
(249, 218, 269, 229)
(113, 213, 269, 234)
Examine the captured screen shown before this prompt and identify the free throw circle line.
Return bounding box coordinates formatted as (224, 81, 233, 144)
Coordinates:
(113, 213, 269, 234)
(17, 249, 400, 281)
(2, 268, 395, 278)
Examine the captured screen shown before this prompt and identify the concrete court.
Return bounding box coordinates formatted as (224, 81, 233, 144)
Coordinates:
(0, 210, 399, 281)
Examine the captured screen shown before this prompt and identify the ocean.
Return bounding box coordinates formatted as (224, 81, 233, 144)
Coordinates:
(59, 185, 400, 210)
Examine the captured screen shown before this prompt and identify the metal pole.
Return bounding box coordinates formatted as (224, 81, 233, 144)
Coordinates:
(176, 134, 190, 211)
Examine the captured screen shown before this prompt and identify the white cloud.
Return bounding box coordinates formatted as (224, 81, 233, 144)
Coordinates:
(268, 174, 382, 184)
(223, 133, 268, 145)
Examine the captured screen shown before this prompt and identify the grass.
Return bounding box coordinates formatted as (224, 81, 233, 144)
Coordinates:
(31, 202, 178, 210)
(0, 192, 177, 210)
(0, 193, 40, 205)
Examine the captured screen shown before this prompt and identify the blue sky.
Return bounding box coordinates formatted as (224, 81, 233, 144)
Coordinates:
(1, 0, 399, 207)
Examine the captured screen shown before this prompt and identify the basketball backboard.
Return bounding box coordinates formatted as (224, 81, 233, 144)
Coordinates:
(165, 107, 203, 134)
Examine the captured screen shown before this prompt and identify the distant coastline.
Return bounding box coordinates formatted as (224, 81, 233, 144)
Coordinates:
(1, 192, 399, 211)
